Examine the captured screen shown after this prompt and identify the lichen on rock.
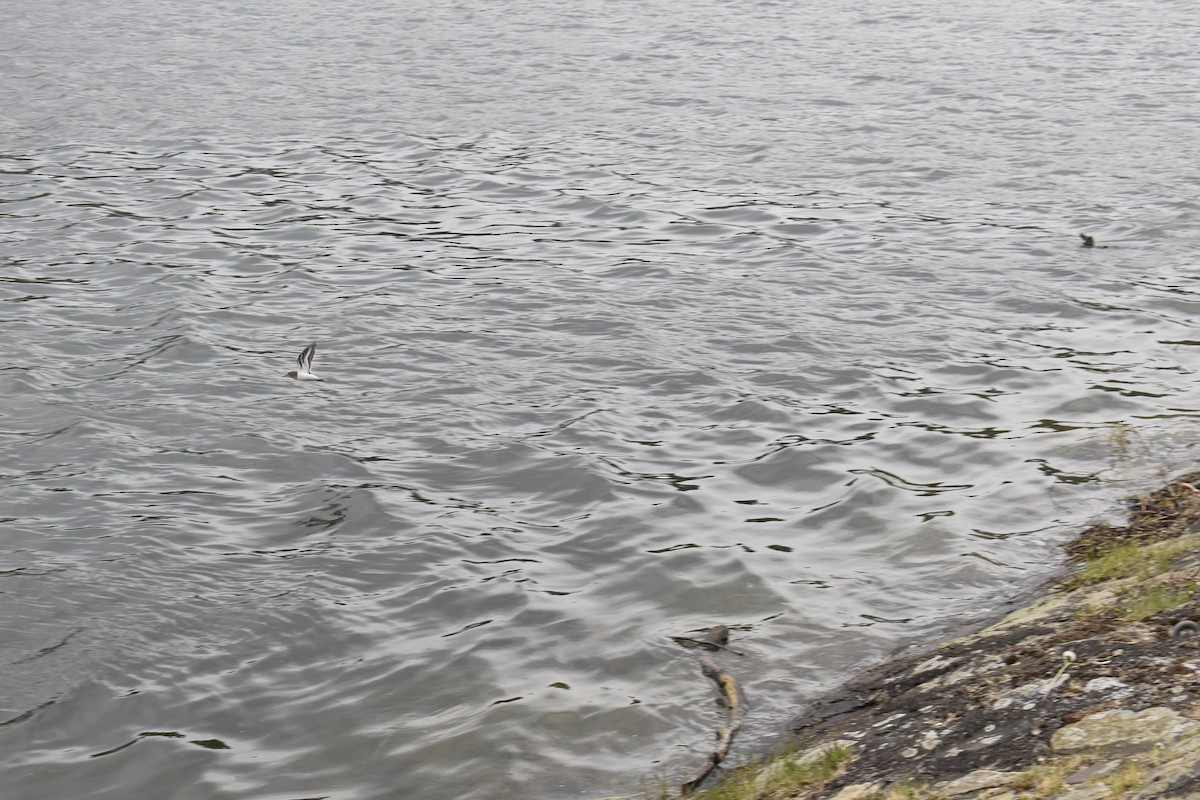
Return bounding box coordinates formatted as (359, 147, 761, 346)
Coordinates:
(682, 472, 1200, 800)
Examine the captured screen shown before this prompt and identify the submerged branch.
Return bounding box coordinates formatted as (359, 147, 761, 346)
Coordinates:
(677, 624, 747, 794)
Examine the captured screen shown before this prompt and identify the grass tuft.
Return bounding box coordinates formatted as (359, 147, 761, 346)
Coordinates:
(1068, 537, 1192, 588)
(1122, 583, 1195, 621)
(1010, 755, 1087, 796)
(691, 742, 851, 800)
(1105, 759, 1144, 797)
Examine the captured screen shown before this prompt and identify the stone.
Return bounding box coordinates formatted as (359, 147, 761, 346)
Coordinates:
(1082, 676, 1131, 696)
(1016, 679, 1049, 700)
(1051, 707, 1199, 757)
(826, 783, 881, 800)
(1133, 750, 1200, 798)
(911, 654, 959, 675)
(1065, 761, 1119, 784)
(936, 768, 1024, 796)
(922, 656, 1005, 691)
(1050, 787, 1109, 800)
(872, 712, 906, 728)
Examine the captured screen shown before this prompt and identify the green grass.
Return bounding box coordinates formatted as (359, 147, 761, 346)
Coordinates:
(1010, 755, 1087, 796)
(1105, 760, 1145, 797)
(1069, 538, 1191, 588)
(690, 742, 851, 800)
(1070, 539, 1195, 626)
(1122, 583, 1195, 621)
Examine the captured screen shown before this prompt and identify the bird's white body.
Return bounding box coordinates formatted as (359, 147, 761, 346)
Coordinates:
(286, 343, 324, 381)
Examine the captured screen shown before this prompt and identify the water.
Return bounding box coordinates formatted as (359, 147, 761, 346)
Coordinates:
(3, 0, 1200, 798)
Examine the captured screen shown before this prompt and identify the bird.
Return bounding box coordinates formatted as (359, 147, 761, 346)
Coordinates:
(285, 342, 324, 381)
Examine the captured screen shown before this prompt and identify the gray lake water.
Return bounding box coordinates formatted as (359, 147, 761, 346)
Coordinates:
(3, 0, 1200, 798)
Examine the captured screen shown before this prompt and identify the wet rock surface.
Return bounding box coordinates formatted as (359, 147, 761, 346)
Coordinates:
(769, 473, 1200, 799)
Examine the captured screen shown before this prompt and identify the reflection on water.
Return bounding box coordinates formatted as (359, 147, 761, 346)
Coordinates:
(4, 0, 1200, 798)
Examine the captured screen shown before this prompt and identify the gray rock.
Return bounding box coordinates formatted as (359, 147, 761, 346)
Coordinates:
(1048, 787, 1109, 800)
(826, 783, 881, 800)
(1082, 676, 1133, 698)
(1065, 761, 1120, 784)
(1051, 707, 1199, 757)
(936, 768, 1024, 796)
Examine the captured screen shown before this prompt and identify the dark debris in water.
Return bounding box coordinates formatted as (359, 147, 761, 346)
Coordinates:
(189, 738, 231, 750)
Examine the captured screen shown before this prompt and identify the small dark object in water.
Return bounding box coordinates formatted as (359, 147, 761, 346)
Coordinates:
(1079, 233, 1095, 248)
(1172, 619, 1200, 637)
(669, 634, 745, 656)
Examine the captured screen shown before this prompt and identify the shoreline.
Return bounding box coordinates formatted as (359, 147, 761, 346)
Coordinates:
(676, 469, 1200, 800)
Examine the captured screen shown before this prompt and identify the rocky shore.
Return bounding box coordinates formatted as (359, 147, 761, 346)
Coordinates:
(685, 471, 1200, 800)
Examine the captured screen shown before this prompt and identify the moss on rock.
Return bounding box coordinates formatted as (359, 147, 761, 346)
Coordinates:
(674, 471, 1200, 800)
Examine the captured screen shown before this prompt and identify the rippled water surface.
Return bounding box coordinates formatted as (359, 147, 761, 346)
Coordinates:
(4, 1, 1200, 798)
